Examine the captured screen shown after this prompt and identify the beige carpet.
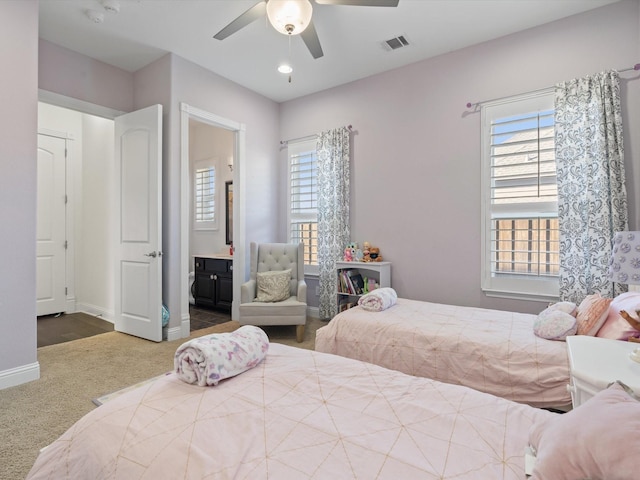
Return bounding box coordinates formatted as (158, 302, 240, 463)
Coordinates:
(0, 318, 325, 480)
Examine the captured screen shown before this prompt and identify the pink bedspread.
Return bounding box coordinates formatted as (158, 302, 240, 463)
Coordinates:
(28, 343, 552, 480)
(316, 298, 571, 407)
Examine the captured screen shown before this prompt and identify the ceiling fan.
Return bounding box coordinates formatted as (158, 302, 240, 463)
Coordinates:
(213, 0, 400, 60)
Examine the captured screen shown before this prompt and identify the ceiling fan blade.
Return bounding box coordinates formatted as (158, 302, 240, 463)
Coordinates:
(314, 0, 399, 6)
(213, 1, 266, 40)
(301, 20, 324, 59)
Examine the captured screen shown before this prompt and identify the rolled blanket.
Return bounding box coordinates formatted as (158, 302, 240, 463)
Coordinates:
(174, 325, 269, 386)
(357, 287, 398, 312)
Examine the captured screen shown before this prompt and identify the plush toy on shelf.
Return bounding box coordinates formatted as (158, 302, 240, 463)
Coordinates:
(343, 246, 353, 262)
(362, 241, 371, 262)
(369, 246, 383, 262)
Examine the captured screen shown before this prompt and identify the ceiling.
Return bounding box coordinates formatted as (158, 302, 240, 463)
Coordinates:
(38, 0, 621, 103)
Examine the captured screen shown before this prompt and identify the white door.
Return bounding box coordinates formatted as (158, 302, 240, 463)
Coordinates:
(36, 134, 67, 316)
(114, 105, 163, 342)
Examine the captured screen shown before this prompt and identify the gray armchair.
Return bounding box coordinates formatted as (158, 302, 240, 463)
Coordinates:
(239, 242, 307, 342)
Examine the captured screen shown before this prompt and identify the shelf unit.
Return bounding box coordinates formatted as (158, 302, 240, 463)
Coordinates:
(336, 261, 391, 313)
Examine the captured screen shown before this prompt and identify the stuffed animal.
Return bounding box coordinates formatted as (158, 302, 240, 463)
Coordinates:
(362, 242, 371, 262)
(369, 246, 383, 262)
(343, 246, 353, 262)
(620, 310, 640, 343)
(621, 310, 640, 330)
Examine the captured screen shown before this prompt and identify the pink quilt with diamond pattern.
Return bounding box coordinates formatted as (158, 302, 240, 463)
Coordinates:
(27, 343, 552, 479)
(316, 298, 571, 407)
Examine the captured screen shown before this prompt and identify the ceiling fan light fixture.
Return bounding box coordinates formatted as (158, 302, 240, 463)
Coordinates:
(278, 64, 293, 74)
(266, 0, 313, 36)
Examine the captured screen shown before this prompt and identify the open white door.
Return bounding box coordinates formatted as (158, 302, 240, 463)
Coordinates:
(36, 134, 67, 316)
(114, 105, 163, 342)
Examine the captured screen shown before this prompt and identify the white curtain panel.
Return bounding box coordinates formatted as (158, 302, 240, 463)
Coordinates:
(555, 70, 628, 303)
(317, 127, 350, 319)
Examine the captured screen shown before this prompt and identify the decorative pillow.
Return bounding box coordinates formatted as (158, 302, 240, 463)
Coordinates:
(254, 269, 291, 302)
(528, 381, 640, 480)
(597, 291, 640, 340)
(547, 301, 577, 315)
(576, 293, 612, 336)
(534, 306, 577, 341)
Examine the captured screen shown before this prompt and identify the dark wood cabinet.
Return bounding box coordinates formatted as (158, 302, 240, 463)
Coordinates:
(193, 257, 233, 312)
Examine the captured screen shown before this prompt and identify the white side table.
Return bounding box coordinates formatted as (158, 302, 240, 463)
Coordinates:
(566, 335, 640, 408)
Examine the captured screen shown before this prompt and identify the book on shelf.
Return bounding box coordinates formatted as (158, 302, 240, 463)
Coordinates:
(338, 268, 366, 295)
(338, 298, 357, 312)
(347, 271, 365, 295)
(338, 270, 351, 294)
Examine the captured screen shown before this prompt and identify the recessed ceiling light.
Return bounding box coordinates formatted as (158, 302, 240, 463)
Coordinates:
(278, 64, 293, 74)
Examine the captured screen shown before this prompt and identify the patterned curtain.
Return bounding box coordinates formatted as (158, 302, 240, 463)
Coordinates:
(555, 70, 628, 303)
(317, 127, 350, 319)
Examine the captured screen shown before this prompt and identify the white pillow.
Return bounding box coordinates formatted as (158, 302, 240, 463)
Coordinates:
(533, 302, 577, 341)
(548, 301, 577, 315)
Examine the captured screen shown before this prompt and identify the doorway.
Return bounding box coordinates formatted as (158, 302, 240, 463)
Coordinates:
(179, 103, 246, 331)
(37, 100, 117, 321)
(38, 100, 165, 342)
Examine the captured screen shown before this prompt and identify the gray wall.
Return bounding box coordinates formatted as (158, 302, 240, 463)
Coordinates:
(0, 1, 39, 387)
(280, 0, 640, 314)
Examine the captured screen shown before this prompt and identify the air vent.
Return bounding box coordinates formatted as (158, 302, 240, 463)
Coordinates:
(384, 35, 409, 51)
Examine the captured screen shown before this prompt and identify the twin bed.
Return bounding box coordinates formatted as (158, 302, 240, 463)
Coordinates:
(316, 297, 572, 408)
(28, 343, 552, 479)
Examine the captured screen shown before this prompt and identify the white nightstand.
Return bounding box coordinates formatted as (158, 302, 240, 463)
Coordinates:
(566, 335, 640, 408)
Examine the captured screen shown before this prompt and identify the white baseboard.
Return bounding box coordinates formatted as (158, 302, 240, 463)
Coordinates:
(166, 326, 183, 341)
(75, 303, 114, 323)
(0, 362, 40, 390)
(307, 306, 320, 319)
(181, 314, 191, 338)
(166, 313, 190, 341)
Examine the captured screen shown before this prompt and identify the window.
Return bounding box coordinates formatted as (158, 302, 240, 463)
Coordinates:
(194, 164, 216, 230)
(288, 139, 318, 273)
(481, 90, 559, 301)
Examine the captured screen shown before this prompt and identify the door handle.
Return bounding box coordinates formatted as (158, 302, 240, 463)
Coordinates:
(144, 251, 158, 258)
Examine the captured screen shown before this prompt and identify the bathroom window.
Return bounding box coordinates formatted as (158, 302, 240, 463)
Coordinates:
(194, 164, 217, 230)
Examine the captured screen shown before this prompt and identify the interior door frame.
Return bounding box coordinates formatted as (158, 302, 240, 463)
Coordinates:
(38, 90, 126, 317)
(179, 103, 246, 335)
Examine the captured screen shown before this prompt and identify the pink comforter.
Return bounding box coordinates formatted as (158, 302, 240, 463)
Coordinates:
(27, 343, 552, 479)
(316, 298, 571, 407)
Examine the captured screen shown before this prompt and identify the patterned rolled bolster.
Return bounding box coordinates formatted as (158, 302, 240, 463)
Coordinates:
(358, 287, 398, 312)
(174, 325, 269, 386)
